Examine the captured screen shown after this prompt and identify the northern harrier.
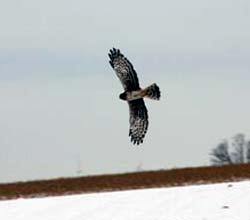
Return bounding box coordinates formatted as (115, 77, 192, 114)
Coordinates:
(109, 48, 161, 145)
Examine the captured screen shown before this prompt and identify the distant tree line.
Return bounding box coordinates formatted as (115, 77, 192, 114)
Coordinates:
(210, 133, 250, 166)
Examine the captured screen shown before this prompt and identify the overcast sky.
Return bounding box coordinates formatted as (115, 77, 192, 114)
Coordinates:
(1, 0, 250, 183)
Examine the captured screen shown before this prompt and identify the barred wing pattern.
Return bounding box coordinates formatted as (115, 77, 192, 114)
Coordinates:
(109, 48, 140, 91)
(128, 99, 148, 145)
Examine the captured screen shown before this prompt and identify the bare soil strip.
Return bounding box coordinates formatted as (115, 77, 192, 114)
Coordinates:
(1, 164, 250, 200)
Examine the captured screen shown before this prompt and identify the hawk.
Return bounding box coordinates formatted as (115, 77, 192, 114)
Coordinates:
(109, 48, 161, 145)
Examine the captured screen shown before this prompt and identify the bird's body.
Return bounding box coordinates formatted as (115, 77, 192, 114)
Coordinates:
(120, 89, 145, 101)
(120, 84, 160, 102)
(108, 48, 161, 145)
(126, 90, 144, 101)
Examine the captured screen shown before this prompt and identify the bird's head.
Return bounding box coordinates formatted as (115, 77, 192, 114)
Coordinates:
(119, 92, 127, 101)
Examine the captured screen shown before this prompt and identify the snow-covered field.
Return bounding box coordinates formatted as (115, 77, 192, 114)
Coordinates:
(0, 181, 250, 220)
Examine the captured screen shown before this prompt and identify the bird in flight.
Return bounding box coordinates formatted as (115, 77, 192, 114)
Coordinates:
(108, 48, 161, 145)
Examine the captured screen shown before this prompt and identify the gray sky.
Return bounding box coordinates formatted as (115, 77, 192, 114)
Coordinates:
(1, 0, 250, 183)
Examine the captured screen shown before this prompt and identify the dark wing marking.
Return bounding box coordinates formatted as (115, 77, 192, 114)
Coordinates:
(109, 48, 140, 91)
(128, 99, 148, 145)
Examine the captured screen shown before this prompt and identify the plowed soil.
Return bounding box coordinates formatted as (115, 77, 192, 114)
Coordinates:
(1, 164, 250, 200)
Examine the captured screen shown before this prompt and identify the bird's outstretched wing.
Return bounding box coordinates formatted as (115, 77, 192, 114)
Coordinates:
(109, 48, 140, 91)
(128, 99, 148, 145)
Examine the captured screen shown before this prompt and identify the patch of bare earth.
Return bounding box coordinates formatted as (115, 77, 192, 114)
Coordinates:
(0, 164, 250, 200)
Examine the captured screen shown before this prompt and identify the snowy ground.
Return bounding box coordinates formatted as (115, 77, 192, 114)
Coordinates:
(0, 181, 250, 220)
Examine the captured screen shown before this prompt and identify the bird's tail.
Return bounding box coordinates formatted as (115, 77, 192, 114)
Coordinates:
(143, 83, 161, 100)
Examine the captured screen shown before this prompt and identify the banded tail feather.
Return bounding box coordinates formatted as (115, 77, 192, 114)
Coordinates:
(143, 83, 161, 100)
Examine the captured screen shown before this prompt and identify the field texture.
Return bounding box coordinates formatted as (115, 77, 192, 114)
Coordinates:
(0, 164, 250, 200)
(1, 181, 250, 220)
